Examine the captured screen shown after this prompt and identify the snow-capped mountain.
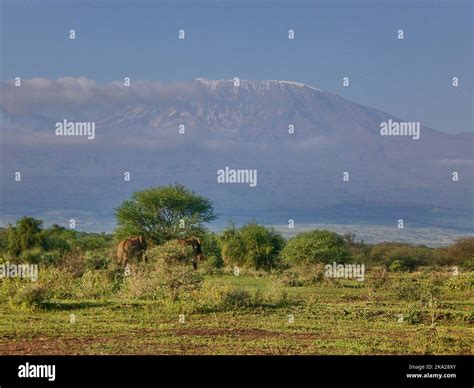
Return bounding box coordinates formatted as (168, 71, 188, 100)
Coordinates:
(0, 78, 472, 230)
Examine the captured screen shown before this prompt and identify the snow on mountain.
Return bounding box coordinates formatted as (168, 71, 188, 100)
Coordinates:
(0, 78, 472, 229)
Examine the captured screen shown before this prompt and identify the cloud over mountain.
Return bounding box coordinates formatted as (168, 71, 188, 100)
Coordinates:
(0, 78, 472, 230)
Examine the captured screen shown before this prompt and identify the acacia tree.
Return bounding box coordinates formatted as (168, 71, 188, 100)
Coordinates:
(7, 217, 44, 256)
(115, 184, 217, 244)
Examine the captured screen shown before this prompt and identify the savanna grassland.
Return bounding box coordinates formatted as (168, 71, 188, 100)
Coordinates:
(0, 186, 472, 355)
(0, 268, 472, 355)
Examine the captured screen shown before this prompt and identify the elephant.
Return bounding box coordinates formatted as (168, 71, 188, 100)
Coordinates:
(116, 236, 148, 266)
(177, 237, 204, 270)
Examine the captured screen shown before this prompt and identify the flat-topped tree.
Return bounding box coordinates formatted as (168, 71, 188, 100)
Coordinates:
(114, 184, 218, 244)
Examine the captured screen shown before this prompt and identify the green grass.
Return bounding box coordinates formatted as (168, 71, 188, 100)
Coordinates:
(0, 272, 472, 355)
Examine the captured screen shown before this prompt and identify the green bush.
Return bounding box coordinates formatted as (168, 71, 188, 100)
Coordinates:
(40, 226, 73, 253)
(6, 217, 44, 256)
(0, 228, 8, 251)
(281, 230, 350, 265)
(438, 237, 474, 269)
(20, 248, 43, 264)
(124, 243, 203, 302)
(392, 278, 440, 303)
(281, 263, 326, 286)
(155, 259, 203, 302)
(370, 243, 433, 270)
(367, 267, 389, 289)
(201, 232, 224, 269)
(147, 241, 195, 266)
(0, 277, 22, 301)
(219, 287, 253, 309)
(369, 242, 406, 264)
(41, 267, 77, 299)
(75, 233, 113, 251)
(19, 248, 64, 266)
(40, 251, 62, 266)
(444, 272, 473, 291)
(11, 283, 51, 310)
(389, 259, 404, 272)
(76, 270, 114, 299)
(84, 251, 111, 270)
(387, 246, 433, 270)
(280, 270, 304, 287)
(120, 265, 164, 300)
(405, 303, 423, 325)
(220, 222, 284, 269)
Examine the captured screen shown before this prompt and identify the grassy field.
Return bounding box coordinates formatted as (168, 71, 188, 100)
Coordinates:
(0, 271, 472, 355)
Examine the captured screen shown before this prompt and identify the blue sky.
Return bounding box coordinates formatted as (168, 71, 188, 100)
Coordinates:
(0, 0, 472, 132)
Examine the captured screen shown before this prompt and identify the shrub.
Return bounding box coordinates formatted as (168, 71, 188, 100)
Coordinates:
(195, 284, 275, 311)
(405, 303, 423, 325)
(20, 248, 43, 264)
(147, 241, 194, 266)
(155, 259, 203, 302)
(367, 266, 389, 288)
(439, 237, 474, 269)
(84, 251, 111, 270)
(0, 228, 8, 251)
(201, 232, 224, 269)
(386, 246, 433, 270)
(41, 267, 77, 299)
(392, 278, 440, 304)
(220, 222, 284, 269)
(11, 283, 50, 310)
(124, 243, 204, 302)
(280, 270, 304, 287)
(220, 287, 253, 308)
(40, 226, 73, 253)
(121, 265, 164, 300)
(389, 259, 404, 272)
(40, 251, 62, 266)
(370, 243, 434, 270)
(281, 230, 350, 265)
(6, 217, 44, 256)
(76, 270, 114, 299)
(0, 278, 22, 301)
(215, 284, 289, 310)
(57, 252, 87, 277)
(75, 233, 113, 251)
(444, 272, 473, 291)
(281, 263, 326, 286)
(369, 242, 406, 264)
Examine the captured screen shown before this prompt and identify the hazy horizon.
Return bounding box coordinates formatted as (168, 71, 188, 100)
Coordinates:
(1, 1, 472, 245)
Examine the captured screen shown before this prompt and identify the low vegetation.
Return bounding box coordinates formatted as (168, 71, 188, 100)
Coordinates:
(0, 185, 472, 355)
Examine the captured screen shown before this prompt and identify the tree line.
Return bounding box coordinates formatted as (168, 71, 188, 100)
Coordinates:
(0, 184, 472, 272)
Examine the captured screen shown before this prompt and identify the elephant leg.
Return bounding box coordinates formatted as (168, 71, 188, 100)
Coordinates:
(192, 260, 197, 270)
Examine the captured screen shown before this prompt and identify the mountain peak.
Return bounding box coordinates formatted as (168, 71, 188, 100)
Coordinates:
(193, 78, 322, 92)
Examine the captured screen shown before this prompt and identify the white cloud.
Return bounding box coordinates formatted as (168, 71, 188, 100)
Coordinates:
(0, 77, 201, 117)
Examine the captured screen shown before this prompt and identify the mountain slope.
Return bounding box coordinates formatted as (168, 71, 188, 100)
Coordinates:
(0, 78, 472, 230)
